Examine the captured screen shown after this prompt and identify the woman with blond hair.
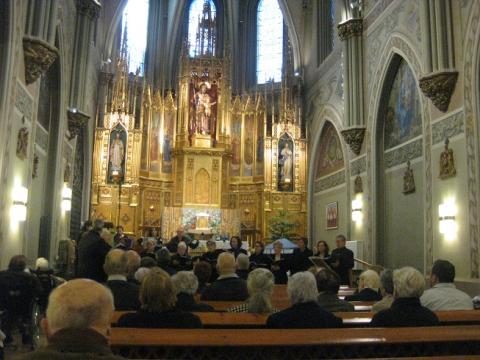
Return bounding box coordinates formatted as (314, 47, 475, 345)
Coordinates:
(117, 268, 202, 328)
(345, 269, 382, 302)
(228, 268, 278, 314)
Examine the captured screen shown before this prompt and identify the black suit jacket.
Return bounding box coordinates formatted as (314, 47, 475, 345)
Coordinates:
(76, 230, 111, 282)
(166, 235, 198, 253)
(370, 297, 439, 327)
(201, 276, 248, 301)
(330, 246, 354, 285)
(117, 308, 202, 328)
(270, 255, 289, 284)
(346, 288, 382, 302)
(290, 248, 314, 274)
(175, 293, 214, 312)
(266, 301, 342, 329)
(106, 280, 140, 310)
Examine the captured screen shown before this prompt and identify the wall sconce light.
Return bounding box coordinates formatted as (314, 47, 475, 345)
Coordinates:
(11, 185, 28, 222)
(351, 197, 363, 223)
(62, 183, 72, 212)
(439, 198, 457, 241)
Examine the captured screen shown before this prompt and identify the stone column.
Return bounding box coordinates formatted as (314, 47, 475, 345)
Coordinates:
(337, 17, 365, 156)
(419, 0, 458, 112)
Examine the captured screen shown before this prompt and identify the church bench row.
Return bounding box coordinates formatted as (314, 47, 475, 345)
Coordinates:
(110, 310, 480, 327)
(110, 326, 480, 359)
(199, 300, 374, 312)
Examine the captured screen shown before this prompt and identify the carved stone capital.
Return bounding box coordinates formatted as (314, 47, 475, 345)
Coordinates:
(419, 70, 458, 113)
(23, 36, 59, 85)
(337, 18, 363, 41)
(341, 126, 366, 156)
(76, 0, 102, 20)
(67, 108, 90, 140)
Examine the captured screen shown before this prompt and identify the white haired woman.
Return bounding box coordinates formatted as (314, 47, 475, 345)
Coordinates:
(370, 267, 439, 327)
(228, 268, 278, 314)
(269, 240, 289, 284)
(172, 271, 213, 312)
(345, 269, 382, 302)
(266, 271, 342, 328)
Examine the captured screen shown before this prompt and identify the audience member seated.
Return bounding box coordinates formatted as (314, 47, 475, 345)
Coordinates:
(228, 236, 248, 259)
(16, 279, 123, 360)
(156, 248, 177, 275)
(172, 271, 214, 312)
(194, 261, 212, 294)
(290, 237, 314, 274)
(166, 227, 198, 253)
(201, 253, 248, 301)
(315, 269, 354, 312)
(372, 269, 394, 312)
(171, 242, 193, 271)
(370, 267, 439, 327)
(32, 258, 65, 313)
(139, 256, 156, 269)
(134, 267, 150, 283)
(200, 240, 223, 280)
(249, 241, 272, 270)
(420, 259, 473, 311)
(228, 268, 278, 313)
(314, 240, 330, 259)
(266, 272, 342, 329)
(346, 270, 382, 302)
(114, 225, 130, 250)
(236, 253, 250, 280)
(270, 240, 290, 285)
(140, 239, 157, 260)
(125, 250, 141, 284)
(77, 219, 111, 282)
(117, 268, 202, 328)
(133, 238, 144, 255)
(104, 250, 140, 311)
(0, 255, 42, 345)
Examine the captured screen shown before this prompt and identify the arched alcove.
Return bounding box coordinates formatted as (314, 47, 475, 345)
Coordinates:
(375, 54, 424, 271)
(194, 168, 211, 204)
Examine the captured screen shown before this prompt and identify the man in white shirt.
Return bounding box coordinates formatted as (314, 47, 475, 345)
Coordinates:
(421, 259, 473, 311)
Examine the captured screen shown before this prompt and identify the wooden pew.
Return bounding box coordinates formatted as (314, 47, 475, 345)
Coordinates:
(199, 300, 374, 312)
(110, 325, 480, 359)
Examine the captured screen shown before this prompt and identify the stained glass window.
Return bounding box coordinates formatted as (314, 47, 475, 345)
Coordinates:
(257, 0, 284, 84)
(121, 0, 149, 75)
(188, 0, 217, 57)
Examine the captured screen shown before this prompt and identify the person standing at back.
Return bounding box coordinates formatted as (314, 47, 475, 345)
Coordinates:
(421, 260, 473, 311)
(77, 219, 111, 283)
(329, 235, 354, 286)
(290, 237, 314, 274)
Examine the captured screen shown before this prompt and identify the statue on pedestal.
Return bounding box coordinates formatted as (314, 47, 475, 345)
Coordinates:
(403, 160, 415, 194)
(439, 138, 456, 180)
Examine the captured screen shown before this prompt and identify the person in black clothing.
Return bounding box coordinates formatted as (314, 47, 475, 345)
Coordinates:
(371, 267, 439, 327)
(249, 241, 272, 270)
(156, 248, 177, 276)
(201, 252, 248, 301)
(314, 240, 330, 258)
(345, 269, 382, 302)
(270, 240, 289, 284)
(103, 249, 140, 311)
(201, 240, 224, 281)
(77, 219, 111, 283)
(172, 271, 214, 312)
(166, 227, 199, 253)
(290, 237, 314, 274)
(117, 268, 202, 328)
(236, 253, 250, 280)
(126, 250, 141, 284)
(171, 242, 193, 271)
(329, 235, 354, 286)
(194, 261, 212, 294)
(266, 271, 342, 329)
(228, 236, 248, 259)
(140, 238, 157, 260)
(32, 258, 64, 313)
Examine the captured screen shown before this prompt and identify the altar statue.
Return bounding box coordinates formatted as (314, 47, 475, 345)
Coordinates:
(194, 83, 216, 135)
(280, 142, 293, 183)
(439, 138, 456, 179)
(109, 132, 125, 173)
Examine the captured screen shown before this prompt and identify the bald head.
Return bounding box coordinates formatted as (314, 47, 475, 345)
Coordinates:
(104, 249, 128, 276)
(126, 250, 141, 277)
(217, 252, 236, 276)
(44, 279, 114, 337)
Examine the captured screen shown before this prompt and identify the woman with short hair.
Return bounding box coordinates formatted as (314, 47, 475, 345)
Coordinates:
(270, 240, 289, 284)
(345, 269, 382, 302)
(117, 268, 202, 328)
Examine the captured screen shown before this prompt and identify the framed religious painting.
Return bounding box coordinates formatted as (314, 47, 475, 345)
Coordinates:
(326, 202, 338, 230)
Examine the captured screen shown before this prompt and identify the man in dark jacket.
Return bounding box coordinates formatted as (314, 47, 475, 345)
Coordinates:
(77, 219, 111, 282)
(104, 249, 140, 311)
(16, 279, 124, 360)
(290, 237, 314, 274)
(201, 252, 248, 301)
(370, 267, 439, 327)
(166, 227, 198, 253)
(267, 272, 342, 329)
(315, 268, 354, 312)
(329, 235, 354, 286)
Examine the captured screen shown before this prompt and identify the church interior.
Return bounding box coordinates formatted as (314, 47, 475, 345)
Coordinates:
(1, 0, 480, 358)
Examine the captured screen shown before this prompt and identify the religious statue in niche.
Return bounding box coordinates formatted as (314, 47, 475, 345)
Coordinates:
(32, 153, 39, 179)
(354, 173, 363, 194)
(107, 125, 127, 183)
(190, 80, 217, 136)
(16, 126, 29, 160)
(230, 114, 241, 176)
(403, 160, 416, 194)
(64, 163, 71, 182)
(278, 134, 294, 192)
(149, 112, 161, 172)
(162, 111, 174, 173)
(439, 138, 456, 179)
